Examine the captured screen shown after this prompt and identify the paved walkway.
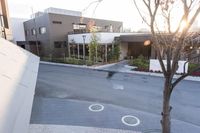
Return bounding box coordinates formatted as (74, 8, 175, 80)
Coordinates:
(29, 124, 141, 133)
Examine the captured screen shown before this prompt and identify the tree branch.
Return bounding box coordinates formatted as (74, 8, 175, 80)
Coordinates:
(172, 65, 200, 89)
(133, 0, 151, 26)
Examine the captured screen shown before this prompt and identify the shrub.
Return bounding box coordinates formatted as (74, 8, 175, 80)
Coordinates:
(188, 63, 199, 72)
(129, 55, 149, 70)
(188, 63, 200, 76)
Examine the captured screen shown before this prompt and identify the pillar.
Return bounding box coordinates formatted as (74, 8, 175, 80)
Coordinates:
(68, 42, 71, 58)
(105, 44, 107, 63)
(78, 44, 80, 59)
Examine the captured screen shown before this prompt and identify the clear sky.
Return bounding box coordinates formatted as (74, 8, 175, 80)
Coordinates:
(7, 0, 200, 32)
(7, 0, 147, 31)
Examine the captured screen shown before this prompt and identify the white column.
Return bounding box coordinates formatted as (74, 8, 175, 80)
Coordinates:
(96, 45, 98, 63)
(68, 42, 71, 57)
(83, 43, 85, 60)
(78, 44, 80, 59)
(105, 44, 107, 63)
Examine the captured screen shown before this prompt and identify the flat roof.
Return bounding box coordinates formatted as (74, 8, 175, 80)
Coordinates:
(119, 34, 152, 42)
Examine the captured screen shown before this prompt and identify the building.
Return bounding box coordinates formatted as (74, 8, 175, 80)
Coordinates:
(68, 33, 152, 61)
(0, 0, 12, 40)
(23, 7, 123, 57)
(11, 18, 27, 47)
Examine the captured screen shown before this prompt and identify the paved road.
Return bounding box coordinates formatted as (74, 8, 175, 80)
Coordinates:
(31, 64, 200, 133)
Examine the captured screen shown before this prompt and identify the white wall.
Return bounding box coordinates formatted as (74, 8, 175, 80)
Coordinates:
(11, 18, 27, 43)
(150, 59, 188, 73)
(68, 32, 134, 44)
(0, 38, 39, 133)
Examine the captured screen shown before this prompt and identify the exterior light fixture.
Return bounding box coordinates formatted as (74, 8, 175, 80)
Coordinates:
(144, 40, 151, 46)
(190, 46, 193, 49)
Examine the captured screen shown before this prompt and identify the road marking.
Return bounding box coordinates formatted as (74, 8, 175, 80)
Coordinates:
(89, 104, 104, 112)
(121, 115, 140, 127)
(112, 83, 124, 90)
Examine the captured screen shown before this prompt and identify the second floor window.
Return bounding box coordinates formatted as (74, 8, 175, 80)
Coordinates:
(25, 30, 30, 36)
(31, 28, 36, 35)
(39, 27, 46, 34)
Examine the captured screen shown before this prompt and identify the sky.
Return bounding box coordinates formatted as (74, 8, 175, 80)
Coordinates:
(7, 0, 200, 32)
(7, 0, 147, 31)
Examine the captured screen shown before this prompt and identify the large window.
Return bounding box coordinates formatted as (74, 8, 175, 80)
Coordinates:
(39, 27, 46, 34)
(52, 21, 62, 24)
(31, 28, 36, 35)
(73, 23, 87, 33)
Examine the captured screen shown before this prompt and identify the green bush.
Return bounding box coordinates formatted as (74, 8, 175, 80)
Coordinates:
(41, 57, 52, 62)
(65, 58, 85, 65)
(52, 58, 65, 63)
(188, 63, 199, 72)
(41, 56, 95, 66)
(129, 55, 149, 70)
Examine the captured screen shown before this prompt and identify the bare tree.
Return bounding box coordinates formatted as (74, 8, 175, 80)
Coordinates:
(133, 0, 200, 133)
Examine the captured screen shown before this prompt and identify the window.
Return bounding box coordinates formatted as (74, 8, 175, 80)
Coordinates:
(31, 28, 36, 35)
(72, 23, 87, 33)
(25, 30, 30, 36)
(39, 27, 46, 34)
(73, 23, 87, 30)
(54, 41, 63, 48)
(52, 21, 62, 24)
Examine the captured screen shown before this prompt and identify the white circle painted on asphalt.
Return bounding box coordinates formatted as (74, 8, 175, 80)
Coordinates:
(121, 115, 140, 126)
(89, 104, 104, 112)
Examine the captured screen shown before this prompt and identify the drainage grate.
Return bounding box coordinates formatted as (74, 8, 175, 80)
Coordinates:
(121, 115, 140, 127)
(89, 104, 104, 112)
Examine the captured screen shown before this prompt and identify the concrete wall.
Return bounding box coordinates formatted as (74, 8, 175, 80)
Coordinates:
(0, 38, 39, 133)
(11, 18, 27, 43)
(149, 59, 188, 73)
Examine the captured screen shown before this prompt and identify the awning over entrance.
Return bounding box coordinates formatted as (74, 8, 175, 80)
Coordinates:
(119, 34, 152, 43)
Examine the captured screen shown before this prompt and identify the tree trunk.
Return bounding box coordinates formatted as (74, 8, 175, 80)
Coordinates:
(162, 78, 172, 133)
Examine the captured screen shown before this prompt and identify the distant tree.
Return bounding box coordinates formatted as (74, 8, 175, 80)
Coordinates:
(110, 40, 120, 61)
(133, 0, 200, 133)
(89, 33, 100, 63)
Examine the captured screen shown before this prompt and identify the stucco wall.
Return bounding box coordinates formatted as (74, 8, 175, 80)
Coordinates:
(0, 38, 39, 133)
(149, 59, 188, 73)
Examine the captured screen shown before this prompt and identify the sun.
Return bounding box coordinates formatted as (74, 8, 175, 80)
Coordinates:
(179, 20, 188, 32)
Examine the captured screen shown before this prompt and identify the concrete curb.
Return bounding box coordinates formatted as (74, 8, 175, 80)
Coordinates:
(120, 69, 200, 82)
(29, 124, 141, 133)
(40, 61, 118, 69)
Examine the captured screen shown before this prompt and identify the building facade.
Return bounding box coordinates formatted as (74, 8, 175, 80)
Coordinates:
(23, 8, 123, 57)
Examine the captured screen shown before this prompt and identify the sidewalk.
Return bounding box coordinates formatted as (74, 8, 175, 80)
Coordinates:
(29, 124, 141, 133)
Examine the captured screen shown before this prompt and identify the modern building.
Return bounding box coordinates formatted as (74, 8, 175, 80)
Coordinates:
(23, 7, 123, 57)
(0, 0, 12, 40)
(11, 18, 27, 47)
